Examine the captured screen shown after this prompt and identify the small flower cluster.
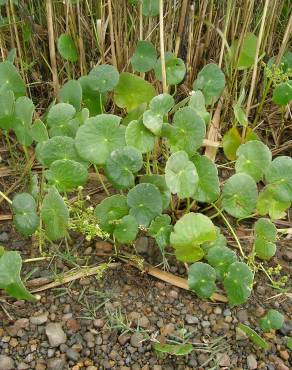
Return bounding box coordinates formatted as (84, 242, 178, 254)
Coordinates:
(264, 62, 292, 85)
(267, 264, 288, 288)
(67, 191, 109, 242)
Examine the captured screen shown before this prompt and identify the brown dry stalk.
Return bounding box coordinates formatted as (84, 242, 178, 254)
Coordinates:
(159, 0, 167, 93)
(204, 98, 223, 161)
(46, 0, 59, 97)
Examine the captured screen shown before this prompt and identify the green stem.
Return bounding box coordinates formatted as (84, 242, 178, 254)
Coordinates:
(0, 191, 12, 204)
(94, 166, 110, 196)
(211, 202, 245, 258)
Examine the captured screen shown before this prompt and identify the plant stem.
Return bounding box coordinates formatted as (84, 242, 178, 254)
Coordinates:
(159, 0, 167, 93)
(94, 166, 110, 196)
(211, 202, 245, 258)
(0, 191, 12, 205)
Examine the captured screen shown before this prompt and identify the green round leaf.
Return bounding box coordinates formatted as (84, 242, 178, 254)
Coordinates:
(235, 141, 272, 182)
(193, 63, 225, 105)
(207, 246, 237, 281)
(189, 90, 210, 124)
(95, 195, 129, 233)
(89, 64, 120, 93)
(46, 103, 77, 138)
(142, 94, 174, 135)
(0, 251, 35, 301)
(105, 146, 143, 189)
(36, 136, 83, 167)
(222, 173, 258, 218)
(170, 213, 216, 262)
(188, 262, 217, 299)
(57, 34, 78, 62)
(125, 119, 155, 153)
(30, 119, 49, 143)
(154, 52, 186, 85)
(168, 107, 206, 155)
(165, 151, 198, 199)
(254, 218, 277, 241)
(142, 110, 163, 135)
(223, 127, 259, 161)
(265, 156, 292, 202)
(12, 96, 35, 146)
(191, 154, 220, 202)
(272, 81, 292, 106)
(12, 193, 39, 236)
(223, 262, 253, 306)
(254, 239, 276, 261)
(232, 33, 258, 70)
(254, 218, 277, 260)
(0, 90, 15, 130)
(259, 309, 284, 332)
(45, 159, 88, 192)
(142, 0, 159, 16)
(41, 187, 69, 241)
(59, 80, 82, 110)
(149, 214, 172, 249)
(131, 41, 157, 73)
(201, 227, 227, 252)
(75, 114, 125, 165)
(127, 183, 162, 227)
(0, 61, 25, 98)
(114, 72, 155, 111)
(257, 184, 291, 220)
(79, 75, 106, 116)
(113, 215, 138, 244)
(140, 174, 171, 210)
(149, 93, 174, 115)
(238, 324, 269, 350)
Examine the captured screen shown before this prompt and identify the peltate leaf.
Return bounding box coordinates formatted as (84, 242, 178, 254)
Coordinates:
(95, 195, 129, 233)
(59, 79, 82, 110)
(140, 174, 171, 210)
(131, 40, 157, 73)
(57, 34, 78, 62)
(0, 61, 25, 97)
(165, 151, 198, 199)
(105, 146, 143, 189)
(222, 173, 258, 218)
(170, 213, 216, 262)
(167, 107, 206, 155)
(259, 309, 284, 332)
(36, 136, 84, 167)
(207, 246, 237, 280)
(223, 262, 253, 306)
(222, 126, 259, 160)
(154, 52, 186, 85)
(0, 90, 15, 130)
(127, 183, 162, 227)
(113, 215, 138, 244)
(41, 187, 69, 241)
(235, 140, 272, 182)
(75, 114, 125, 165)
(193, 63, 225, 105)
(88, 64, 119, 93)
(191, 153, 220, 203)
(45, 159, 88, 192)
(12, 193, 39, 236)
(265, 156, 292, 202)
(114, 72, 155, 111)
(46, 103, 77, 138)
(149, 214, 172, 249)
(188, 262, 217, 299)
(0, 251, 35, 301)
(125, 119, 155, 153)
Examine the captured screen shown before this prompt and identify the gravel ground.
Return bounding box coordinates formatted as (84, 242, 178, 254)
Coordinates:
(0, 227, 291, 370)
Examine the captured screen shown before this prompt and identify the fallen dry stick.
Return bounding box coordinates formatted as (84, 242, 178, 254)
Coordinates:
(120, 255, 228, 303)
(29, 263, 120, 293)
